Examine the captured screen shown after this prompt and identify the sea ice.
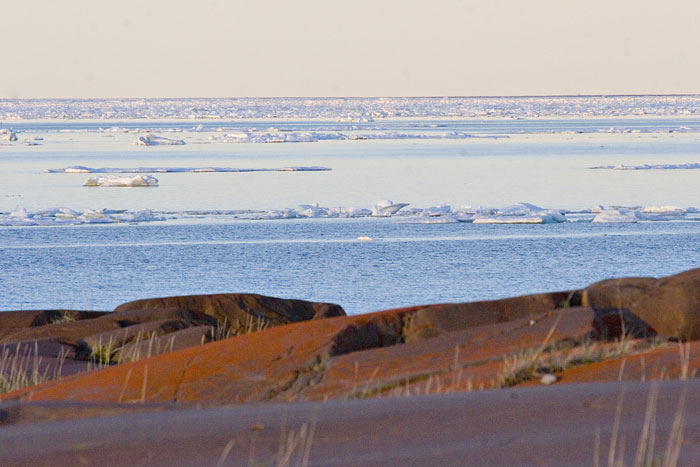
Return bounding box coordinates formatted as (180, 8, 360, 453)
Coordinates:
(592, 209, 638, 223)
(329, 207, 372, 218)
(296, 203, 325, 218)
(371, 200, 409, 217)
(83, 175, 159, 187)
(420, 204, 452, 217)
(45, 166, 331, 174)
(120, 210, 165, 222)
(394, 217, 459, 224)
(134, 134, 186, 146)
(590, 163, 700, 170)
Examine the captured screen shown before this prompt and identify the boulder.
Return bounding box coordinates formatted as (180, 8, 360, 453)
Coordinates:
(114, 293, 346, 333)
(582, 268, 700, 339)
(76, 319, 198, 361)
(402, 291, 576, 342)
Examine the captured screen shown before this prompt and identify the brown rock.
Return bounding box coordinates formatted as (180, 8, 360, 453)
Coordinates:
(0, 310, 107, 331)
(582, 268, 700, 339)
(402, 291, 576, 342)
(114, 293, 346, 332)
(2, 295, 602, 405)
(113, 325, 212, 363)
(76, 319, 199, 361)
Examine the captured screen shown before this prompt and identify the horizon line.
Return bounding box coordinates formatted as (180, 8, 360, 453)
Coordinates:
(2, 93, 700, 101)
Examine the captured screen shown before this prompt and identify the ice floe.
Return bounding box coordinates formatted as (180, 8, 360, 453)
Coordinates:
(0, 208, 166, 226)
(472, 203, 566, 224)
(371, 200, 409, 217)
(134, 134, 186, 146)
(45, 166, 331, 173)
(592, 209, 639, 223)
(83, 175, 159, 187)
(394, 216, 460, 224)
(590, 163, 700, 170)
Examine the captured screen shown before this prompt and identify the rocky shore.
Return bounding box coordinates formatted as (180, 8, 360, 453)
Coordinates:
(1, 269, 700, 465)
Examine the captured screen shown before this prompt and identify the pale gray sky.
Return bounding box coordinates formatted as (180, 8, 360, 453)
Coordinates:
(2, 0, 699, 98)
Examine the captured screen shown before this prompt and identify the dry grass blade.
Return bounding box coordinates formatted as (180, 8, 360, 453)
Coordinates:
(0, 342, 67, 394)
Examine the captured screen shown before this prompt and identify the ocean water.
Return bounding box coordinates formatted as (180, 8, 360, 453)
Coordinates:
(2, 97, 700, 314)
(2, 219, 700, 314)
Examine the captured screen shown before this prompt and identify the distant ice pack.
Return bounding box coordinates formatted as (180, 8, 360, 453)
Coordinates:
(3, 96, 700, 120)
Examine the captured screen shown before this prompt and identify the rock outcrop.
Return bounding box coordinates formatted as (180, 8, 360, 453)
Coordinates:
(582, 268, 700, 339)
(114, 293, 346, 333)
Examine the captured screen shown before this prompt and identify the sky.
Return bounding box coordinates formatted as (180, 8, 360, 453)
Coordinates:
(2, 0, 699, 98)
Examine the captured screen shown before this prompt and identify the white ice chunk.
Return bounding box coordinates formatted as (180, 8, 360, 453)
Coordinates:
(78, 209, 116, 223)
(371, 200, 409, 217)
(420, 204, 451, 217)
(592, 209, 638, 223)
(635, 206, 686, 221)
(496, 202, 545, 216)
(64, 166, 94, 173)
(456, 205, 496, 215)
(134, 134, 186, 146)
(641, 205, 686, 215)
(328, 207, 371, 218)
(473, 215, 545, 224)
(83, 175, 159, 187)
(261, 209, 299, 220)
(296, 203, 326, 218)
(10, 207, 30, 218)
(394, 216, 459, 224)
(35, 207, 80, 219)
(120, 210, 165, 222)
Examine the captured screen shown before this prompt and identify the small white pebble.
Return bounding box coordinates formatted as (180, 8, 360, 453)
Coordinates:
(540, 373, 558, 385)
(528, 320, 535, 326)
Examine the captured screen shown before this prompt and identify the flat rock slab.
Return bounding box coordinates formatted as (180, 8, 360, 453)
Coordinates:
(0, 380, 698, 466)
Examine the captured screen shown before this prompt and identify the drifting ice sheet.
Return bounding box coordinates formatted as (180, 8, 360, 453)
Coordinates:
(46, 166, 332, 173)
(134, 134, 186, 146)
(590, 163, 700, 170)
(0, 208, 166, 226)
(83, 175, 159, 187)
(592, 210, 639, 223)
